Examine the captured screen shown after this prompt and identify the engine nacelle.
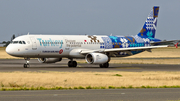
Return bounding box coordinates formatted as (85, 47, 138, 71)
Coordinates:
(85, 53, 108, 64)
(38, 58, 62, 63)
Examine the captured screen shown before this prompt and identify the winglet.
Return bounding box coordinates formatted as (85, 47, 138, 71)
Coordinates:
(174, 43, 179, 48)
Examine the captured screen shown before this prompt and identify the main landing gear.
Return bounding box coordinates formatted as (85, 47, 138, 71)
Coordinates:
(68, 59, 77, 67)
(99, 62, 109, 68)
(24, 57, 30, 68)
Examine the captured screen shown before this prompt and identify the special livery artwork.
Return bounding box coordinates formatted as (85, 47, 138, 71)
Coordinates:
(101, 35, 149, 49)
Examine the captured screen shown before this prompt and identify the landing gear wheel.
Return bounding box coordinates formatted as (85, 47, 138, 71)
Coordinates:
(72, 61, 77, 67)
(99, 64, 103, 68)
(68, 61, 77, 67)
(23, 64, 30, 68)
(24, 57, 30, 68)
(103, 62, 109, 68)
(24, 64, 27, 68)
(68, 61, 72, 67)
(99, 62, 109, 68)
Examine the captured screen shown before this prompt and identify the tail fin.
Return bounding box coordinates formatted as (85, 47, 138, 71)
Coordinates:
(137, 6, 159, 39)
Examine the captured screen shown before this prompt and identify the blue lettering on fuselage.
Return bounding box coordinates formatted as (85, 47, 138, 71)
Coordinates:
(129, 43, 145, 47)
(37, 38, 63, 48)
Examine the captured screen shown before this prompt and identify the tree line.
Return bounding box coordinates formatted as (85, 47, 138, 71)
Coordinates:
(0, 34, 15, 47)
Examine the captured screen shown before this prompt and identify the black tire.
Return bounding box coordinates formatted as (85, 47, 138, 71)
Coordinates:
(24, 64, 30, 68)
(68, 61, 72, 67)
(68, 61, 77, 67)
(102, 62, 109, 68)
(72, 61, 77, 67)
(99, 64, 103, 68)
(24, 64, 27, 68)
(27, 64, 30, 68)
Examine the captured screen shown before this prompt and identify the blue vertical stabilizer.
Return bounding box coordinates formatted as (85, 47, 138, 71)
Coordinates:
(137, 6, 159, 39)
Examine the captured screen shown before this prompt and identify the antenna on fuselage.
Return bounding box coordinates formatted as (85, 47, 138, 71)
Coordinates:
(110, 33, 113, 36)
(27, 32, 30, 35)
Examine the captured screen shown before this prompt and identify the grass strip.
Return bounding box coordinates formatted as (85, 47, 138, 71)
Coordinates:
(1, 85, 180, 91)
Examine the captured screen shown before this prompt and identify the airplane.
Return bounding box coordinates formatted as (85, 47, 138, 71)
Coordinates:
(6, 6, 175, 68)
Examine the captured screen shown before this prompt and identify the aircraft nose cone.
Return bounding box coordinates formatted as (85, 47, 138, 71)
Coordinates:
(6, 45, 14, 55)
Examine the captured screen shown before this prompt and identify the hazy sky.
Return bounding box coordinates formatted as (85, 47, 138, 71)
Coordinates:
(0, 0, 180, 41)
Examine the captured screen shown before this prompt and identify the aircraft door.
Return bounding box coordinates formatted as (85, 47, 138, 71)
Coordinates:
(30, 37, 37, 50)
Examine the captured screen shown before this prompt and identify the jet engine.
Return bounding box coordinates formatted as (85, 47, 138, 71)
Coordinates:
(38, 58, 62, 63)
(85, 53, 109, 64)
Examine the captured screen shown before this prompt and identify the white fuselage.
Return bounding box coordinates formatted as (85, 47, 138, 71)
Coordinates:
(6, 34, 162, 59)
(6, 35, 111, 58)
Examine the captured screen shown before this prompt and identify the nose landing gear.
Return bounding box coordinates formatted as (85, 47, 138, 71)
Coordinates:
(24, 58, 30, 68)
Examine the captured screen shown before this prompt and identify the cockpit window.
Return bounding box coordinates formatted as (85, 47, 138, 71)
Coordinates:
(11, 41, 26, 44)
(13, 41, 18, 44)
(19, 41, 22, 44)
(22, 41, 26, 44)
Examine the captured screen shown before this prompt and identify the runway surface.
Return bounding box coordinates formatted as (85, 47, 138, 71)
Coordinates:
(0, 59, 180, 72)
(0, 88, 180, 101)
(1, 59, 180, 101)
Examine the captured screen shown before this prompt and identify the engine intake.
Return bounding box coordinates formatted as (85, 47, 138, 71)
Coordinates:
(85, 53, 108, 64)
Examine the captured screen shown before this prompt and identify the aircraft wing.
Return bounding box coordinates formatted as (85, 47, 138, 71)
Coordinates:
(80, 45, 168, 54)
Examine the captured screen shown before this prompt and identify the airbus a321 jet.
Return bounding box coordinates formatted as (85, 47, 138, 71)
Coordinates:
(6, 6, 174, 68)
